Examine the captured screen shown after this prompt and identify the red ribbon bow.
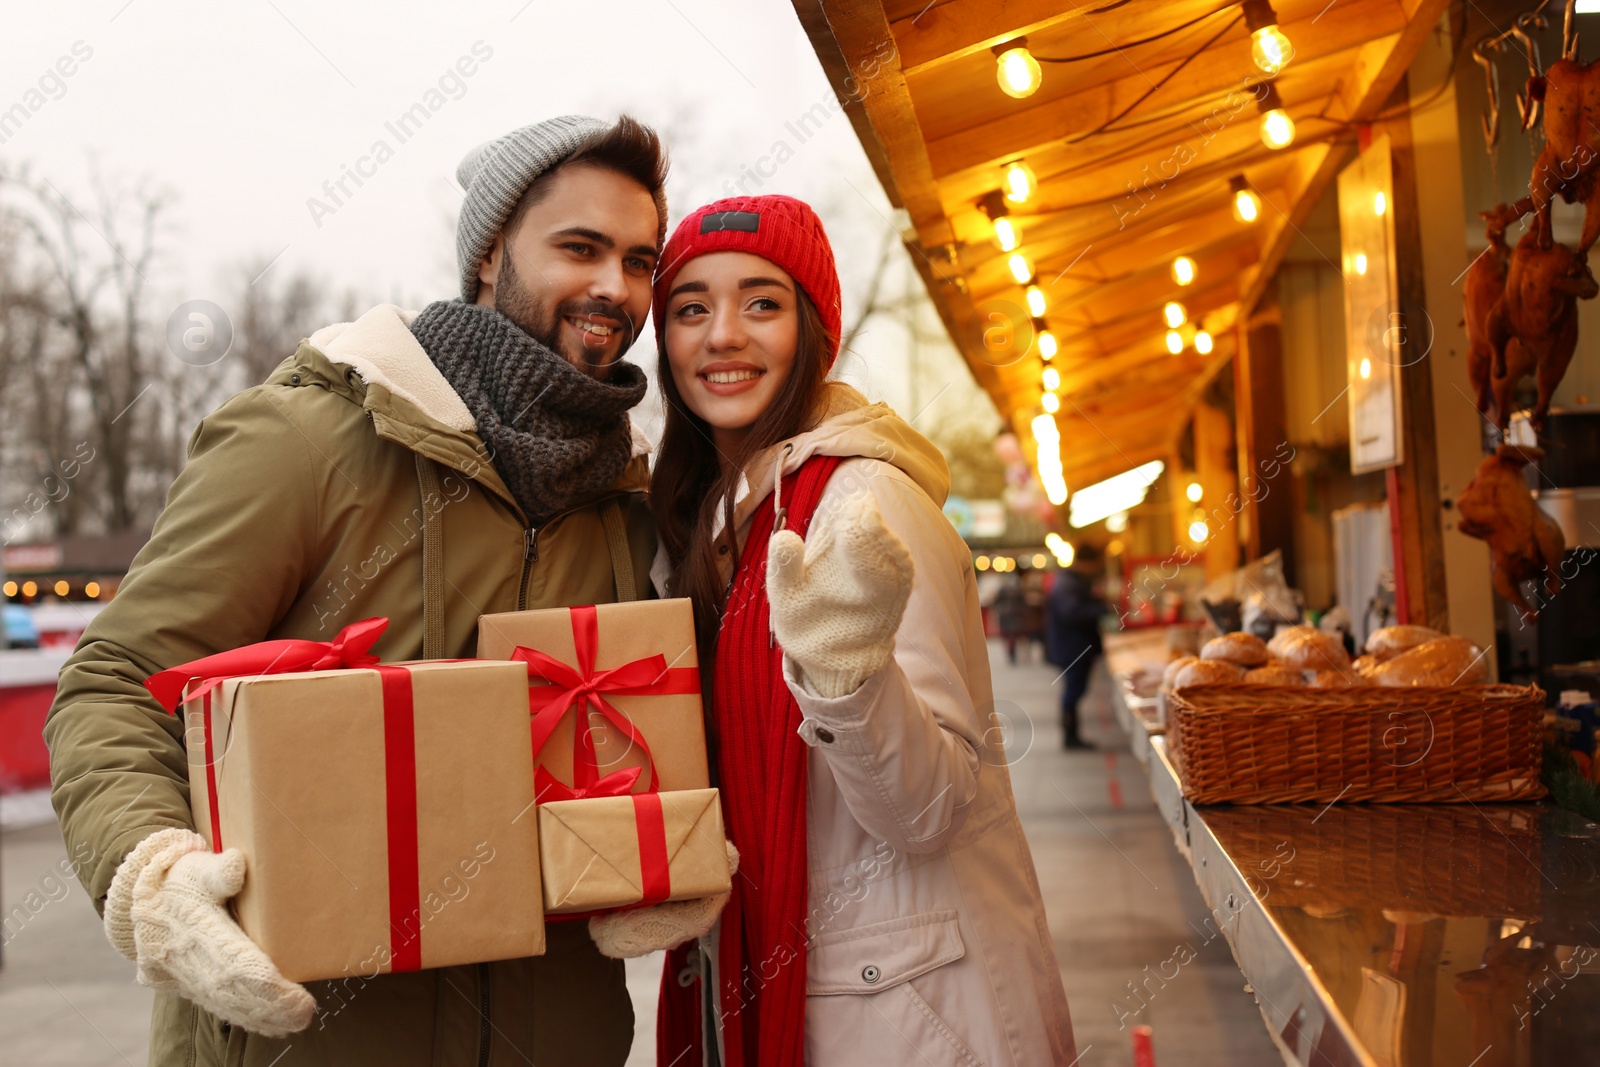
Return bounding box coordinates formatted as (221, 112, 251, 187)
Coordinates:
(144, 617, 389, 712)
(512, 605, 700, 798)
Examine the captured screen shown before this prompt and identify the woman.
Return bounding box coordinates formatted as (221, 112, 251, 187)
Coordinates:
(639, 195, 1075, 1066)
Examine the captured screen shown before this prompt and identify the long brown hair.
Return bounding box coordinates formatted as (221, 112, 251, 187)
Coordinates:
(649, 288, 835, 664)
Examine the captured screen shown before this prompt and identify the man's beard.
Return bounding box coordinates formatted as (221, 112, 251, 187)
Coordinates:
(493, 251, 636, 380)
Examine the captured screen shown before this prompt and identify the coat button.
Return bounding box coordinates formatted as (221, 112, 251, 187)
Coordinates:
(289, 373, 300, 385)
(815, 727, 835, 744)
(862, 965, 881, 984)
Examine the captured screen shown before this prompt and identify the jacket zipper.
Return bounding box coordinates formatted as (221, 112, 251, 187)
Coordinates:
(477, 962, 492, 1067)
(513, 491, 633, 611)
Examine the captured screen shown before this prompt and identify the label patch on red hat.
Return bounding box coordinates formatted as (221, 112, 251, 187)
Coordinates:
(700, 210, 760, 234)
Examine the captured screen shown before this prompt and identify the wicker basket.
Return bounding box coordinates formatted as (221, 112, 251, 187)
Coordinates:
(1167, 684, 1546, 805)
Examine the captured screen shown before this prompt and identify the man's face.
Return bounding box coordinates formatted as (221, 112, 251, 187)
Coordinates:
(478, 162, 659, 378)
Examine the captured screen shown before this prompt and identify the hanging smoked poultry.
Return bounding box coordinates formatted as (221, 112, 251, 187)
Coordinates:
(1464, 202, 1526, 422)
(1486, 225, 1597, 434)
(1455, 445, 1566, 618)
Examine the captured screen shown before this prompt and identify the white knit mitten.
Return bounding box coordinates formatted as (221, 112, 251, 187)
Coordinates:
(104, 828, 315, 1038)
(767, 491, 914, 699)
(588, 841, 740, 959)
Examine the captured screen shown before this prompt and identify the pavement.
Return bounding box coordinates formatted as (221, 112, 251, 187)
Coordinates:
(1, 643, 1284, 1066)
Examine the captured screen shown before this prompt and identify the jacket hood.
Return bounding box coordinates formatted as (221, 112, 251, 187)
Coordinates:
(731, 382, 950, 535)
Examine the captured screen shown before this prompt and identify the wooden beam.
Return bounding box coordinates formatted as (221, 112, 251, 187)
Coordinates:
(890, 0, 1103, 76)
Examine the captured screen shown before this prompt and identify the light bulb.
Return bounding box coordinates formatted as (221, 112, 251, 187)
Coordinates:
(1359, 357, 1372, 380)
(1008, 253, 1032, 284)
(1189, 520, 1210, 543)
(1165, 330, 1185, 355)
(1260, 108, 1295, 149)
(1002, 160, 1037, 204)
(1038, 330, 1058, 360)
(1163, 301, 1187, 328)
(85, 581, 101, 598)
(1026, 284, 1047, 317)
(1042, 366, 1061, 391)
(54, 580, 69, 597)
(1354, 253, 1368, 276)
(995, 42, 1042, 99)
(1244, 2, 1294, 75)
(1373, 191, 1387, 216)
(1186, 481, 1203, 503)
(1251, 26, 1293, 75)
(1171, 256, 1196, 286)
(1194, 330, 1214, 355)
(993, 216, 1019, 251)
(1041, 392, 1060, 413)
(1233, 187, 1261, 223)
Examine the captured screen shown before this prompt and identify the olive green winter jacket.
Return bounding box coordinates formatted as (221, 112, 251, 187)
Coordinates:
(45, 304, 653, 1067)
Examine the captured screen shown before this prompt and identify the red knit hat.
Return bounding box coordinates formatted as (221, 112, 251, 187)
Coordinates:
(652, 194, 843, 366)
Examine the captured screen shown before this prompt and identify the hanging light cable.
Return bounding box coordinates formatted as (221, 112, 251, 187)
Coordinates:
(1243, 0, 1293, 76)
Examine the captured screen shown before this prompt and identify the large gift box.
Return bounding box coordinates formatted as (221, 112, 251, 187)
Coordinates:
(146, 619, 546, 983)
(539, 788, 731, 913)
(477, 600, 707, 796)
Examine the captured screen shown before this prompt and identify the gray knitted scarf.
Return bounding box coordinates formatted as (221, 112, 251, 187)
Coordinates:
(410, 300, 646, 527)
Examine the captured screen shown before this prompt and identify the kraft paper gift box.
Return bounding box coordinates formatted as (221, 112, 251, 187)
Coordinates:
(477, 600, 708, 797)
(538, 788, 731, 914)
(148, 620, 546, 984)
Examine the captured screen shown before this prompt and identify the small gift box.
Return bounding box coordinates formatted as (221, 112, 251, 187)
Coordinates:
(538, 788, 731, 914)
(147, 618, 546, 983)
(477, 600, 707, 796)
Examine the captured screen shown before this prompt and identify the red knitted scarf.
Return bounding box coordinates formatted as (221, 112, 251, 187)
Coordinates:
(658, 454, 843, 1067)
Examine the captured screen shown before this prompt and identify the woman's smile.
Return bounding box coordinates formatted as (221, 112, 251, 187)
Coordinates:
(698, 361, 767, 394)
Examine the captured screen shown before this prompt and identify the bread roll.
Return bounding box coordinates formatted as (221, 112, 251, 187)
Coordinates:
(1174, 660, 1247, 688)
(1371, 635, 1489, 686)
(1278, 629, 1352, 672)
(1310, 669, 1360, 688)
(1199, 632, 1270, 667)
(1365, 625, 1445, 662)
(1351, 654, 1379, 677)
(1244, 665, 1306, 686)
(1267, 625, 1317, 659)
(1162, 655, 1200, 690)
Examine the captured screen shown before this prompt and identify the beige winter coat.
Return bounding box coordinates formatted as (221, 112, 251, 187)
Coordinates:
(654, 383, 1077, 1066)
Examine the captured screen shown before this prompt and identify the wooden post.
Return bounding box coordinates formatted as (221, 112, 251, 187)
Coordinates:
(1233, 291, 1298, 582)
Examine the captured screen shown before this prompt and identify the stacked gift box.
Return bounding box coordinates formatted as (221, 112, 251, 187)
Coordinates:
(150, 599, 732, 984)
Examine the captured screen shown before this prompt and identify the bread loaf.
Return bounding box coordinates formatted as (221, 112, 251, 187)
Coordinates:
(1309, 669, 1361, 688)
(1199, 632, 1270, 667)
(1365, 625, 1445, 662)
(1162, 655, 1200, 690)
(1278, 629, 1352, 672)
(1174, 660, 1247, 687)
(1267, 625, 1317, 659)
(1243, 665, 1306, 686)
(1371, 635, 1489, 686)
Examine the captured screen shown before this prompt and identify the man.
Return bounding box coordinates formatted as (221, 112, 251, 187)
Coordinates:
(44, 114, 667, 1066)
(1045, 543, 1108, 750)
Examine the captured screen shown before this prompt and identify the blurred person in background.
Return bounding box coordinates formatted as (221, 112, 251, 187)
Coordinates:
(1046, 543, 1108, 750)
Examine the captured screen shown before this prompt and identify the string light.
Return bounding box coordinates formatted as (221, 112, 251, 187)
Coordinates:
(1258, 84, 1295, 149)
(1008, 253, 1033, 284)
(994, 39, 1042, 98)
(1002, 159, 1037, 204)
(1231, 176, 1262, 223)
(1171, 256, 1196, 286)
(85, 581, 101, 598)
(1042, 366, 1060, 391)
(1354, 253, 1368, 275)
(979, 191, 1019, 252)
(1186, 481, 1203, 503)
(1163, 301, 1187, 328)
(1194, 330, 1214, 355)
(1032, 413, 1068, 506)
(993, 216, 1019, 251)
(1038, 330, 1058, 360)
(1243, 0, 1293, 76)
(1189, 519, 1210, 543)
(54, 580, 69, 596)
(1166, 330, 1185, 355)
(1373, 191, 1387, 216)
(1041, 392, 1061, 413)
(1026, 284, 1047, 317)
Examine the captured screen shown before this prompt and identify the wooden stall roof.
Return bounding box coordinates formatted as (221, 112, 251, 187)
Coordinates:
(793, 0, 1452, 490)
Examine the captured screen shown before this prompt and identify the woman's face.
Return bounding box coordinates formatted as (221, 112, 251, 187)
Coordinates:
(663, 251, 799, 455)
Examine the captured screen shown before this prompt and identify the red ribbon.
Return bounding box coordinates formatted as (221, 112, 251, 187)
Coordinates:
(512, 605, 700, 796)
(143, 618, 427, 973)
(633, 792, 672, 905)
(535, 765, 642, 804)
(144, 617, 388, 712)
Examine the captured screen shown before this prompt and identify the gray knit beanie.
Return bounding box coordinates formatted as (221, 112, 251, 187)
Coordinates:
(455, 115, 669, 302)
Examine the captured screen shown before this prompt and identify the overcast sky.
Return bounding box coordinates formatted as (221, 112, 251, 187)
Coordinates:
(1, 0, 994, 435)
